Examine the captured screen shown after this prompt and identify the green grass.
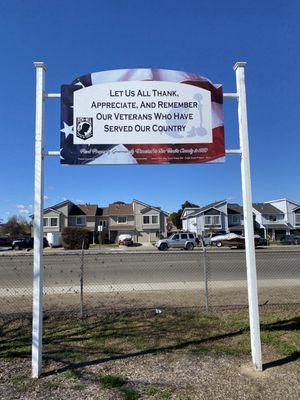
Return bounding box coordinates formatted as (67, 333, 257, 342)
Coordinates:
(99, 374, 127, 389)
(62, 370, 81, 380)
(144, 386, 172, 399)
(89, 243, 119, 249)
(121, 387, 140, 400)
(1, 309, 299, 364)
(0, 307, 299, 399)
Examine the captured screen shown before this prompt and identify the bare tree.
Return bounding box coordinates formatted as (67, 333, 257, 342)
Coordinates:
(3, 215, 31, 240)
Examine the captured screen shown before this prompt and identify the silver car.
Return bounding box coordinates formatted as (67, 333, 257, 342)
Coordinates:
(155, 232, 198, 251)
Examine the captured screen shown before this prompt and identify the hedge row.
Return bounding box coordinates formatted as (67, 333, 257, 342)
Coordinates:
(61, 227, 90, 250)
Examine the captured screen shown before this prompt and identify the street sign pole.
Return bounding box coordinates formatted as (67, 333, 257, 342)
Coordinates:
(234, 62, 262, 371)
(32, 62, 46, 378)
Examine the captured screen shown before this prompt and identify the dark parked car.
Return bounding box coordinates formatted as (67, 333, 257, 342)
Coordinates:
(0, 236, 12, 247)
(280, 235, 300, 245)
(12, 237, 49, 250)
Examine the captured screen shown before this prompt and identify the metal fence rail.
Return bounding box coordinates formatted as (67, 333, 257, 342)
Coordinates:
(0, 248, 299, 316)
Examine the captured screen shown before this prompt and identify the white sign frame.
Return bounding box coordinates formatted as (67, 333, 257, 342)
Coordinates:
(32, 62, 262, 378)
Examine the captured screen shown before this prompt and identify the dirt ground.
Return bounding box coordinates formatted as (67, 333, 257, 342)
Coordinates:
(0, 307, 299, 399)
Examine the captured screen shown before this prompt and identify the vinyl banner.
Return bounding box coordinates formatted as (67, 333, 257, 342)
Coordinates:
(60, 69, 225, 165)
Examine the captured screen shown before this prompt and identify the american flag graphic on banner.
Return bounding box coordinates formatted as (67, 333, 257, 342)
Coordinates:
(60, 69, 225, 165)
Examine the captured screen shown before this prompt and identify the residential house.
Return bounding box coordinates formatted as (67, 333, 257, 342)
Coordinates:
(34, 200, 103, 243)
(182, 200, 229, 235)
(35, 199, 168, 244)
(182, 197, 300, 240)
(104, 199, 169, 243)
(254, 198, 300, 239)
(133, 199, 168, 242)
(227, 203, 244, 235)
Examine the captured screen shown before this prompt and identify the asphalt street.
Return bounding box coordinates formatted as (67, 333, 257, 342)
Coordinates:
(0, 249, 299, 290)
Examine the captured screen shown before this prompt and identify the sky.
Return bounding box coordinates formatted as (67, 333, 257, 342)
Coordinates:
(0, 0, 299, 221)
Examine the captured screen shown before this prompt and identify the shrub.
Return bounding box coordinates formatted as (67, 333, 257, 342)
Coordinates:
(61, 227, 90, 250)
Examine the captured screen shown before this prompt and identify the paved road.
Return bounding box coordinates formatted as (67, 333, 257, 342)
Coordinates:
(0, 250, 299, 291)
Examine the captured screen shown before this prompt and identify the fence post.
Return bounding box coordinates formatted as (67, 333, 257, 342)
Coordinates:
(80, 241, 84, 317)
(201, 239, 209, 312)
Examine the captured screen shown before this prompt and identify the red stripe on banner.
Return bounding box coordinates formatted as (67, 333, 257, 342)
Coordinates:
(125, 126, 225, 164)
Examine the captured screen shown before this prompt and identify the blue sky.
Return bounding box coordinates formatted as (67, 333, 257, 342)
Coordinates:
(0, 0, 299, 221)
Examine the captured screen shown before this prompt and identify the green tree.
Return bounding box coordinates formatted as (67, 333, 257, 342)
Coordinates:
(3, 215, 31, 239)
(168, 201, 200, 230)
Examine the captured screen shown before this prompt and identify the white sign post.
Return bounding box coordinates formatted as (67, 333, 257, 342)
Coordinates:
(32, 61, 262, 377)
(234, 62, 262, 371)
(32, 62, 46, 378)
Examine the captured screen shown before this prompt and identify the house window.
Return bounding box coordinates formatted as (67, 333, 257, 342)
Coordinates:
(76, 216, 86, 226)
(152, 215, 158, 224)
(204, 215, 221, 226)
(50, 218, 58, 227)
(117, 216, 127, 224)
(269, 215, 277, 222)
(230, 215, 240, 224)
(295, 214, 300, 225)
(143, 215, 159, 224)
(43, 217, 58, 227)
(143, 216, 150, 224)
(99, 220, 106, 228)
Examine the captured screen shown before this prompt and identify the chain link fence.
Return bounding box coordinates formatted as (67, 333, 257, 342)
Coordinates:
(0, 247, 299, 316)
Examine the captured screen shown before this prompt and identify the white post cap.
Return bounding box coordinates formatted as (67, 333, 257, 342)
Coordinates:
(33, 62, 47, 71)
(233, 62, 247, 71)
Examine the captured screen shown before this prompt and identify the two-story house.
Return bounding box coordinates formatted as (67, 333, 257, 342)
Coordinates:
(182, 200, 229, 235)
(227, 203, 244, 235)
(133, 199, 168, 242)
(36, 199, 168, 244)
(182, 200, 247, 236)
(104, 199, 169, 243)
(36, 200, 103, 243)
(252, 203, 287, 240)
(262, 198, 300, 237)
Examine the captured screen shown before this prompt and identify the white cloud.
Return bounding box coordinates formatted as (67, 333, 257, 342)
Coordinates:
(16, 204, 30, 214)
(19, 208, 30, 214)
(61, 197, 67, 201)
(75, 199, 84, 203)
(44, 195, 49, 201)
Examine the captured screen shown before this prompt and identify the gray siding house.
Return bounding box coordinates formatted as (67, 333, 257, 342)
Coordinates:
(182, 197, 300, 240)
(35, 199, 168, 244)
(253, 198, 300, 239)
(182, 200, 229, 235)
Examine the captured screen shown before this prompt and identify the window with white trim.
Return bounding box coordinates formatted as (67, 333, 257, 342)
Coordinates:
(143, 216, 150, 224)
(204, 215, 221, 226)
(295, 214, 300, 225)
(143, 215, 159, 224)
(99, 220, 106, 228)
(43, 217, 58, 227)
(152, 215, 158, 224)
(229, 214, 240, 224)
(76, 216, 86, 226)
(268, 215, 277, 222)
(50, 217, 58, 227)
(117, 216, 127, 224)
